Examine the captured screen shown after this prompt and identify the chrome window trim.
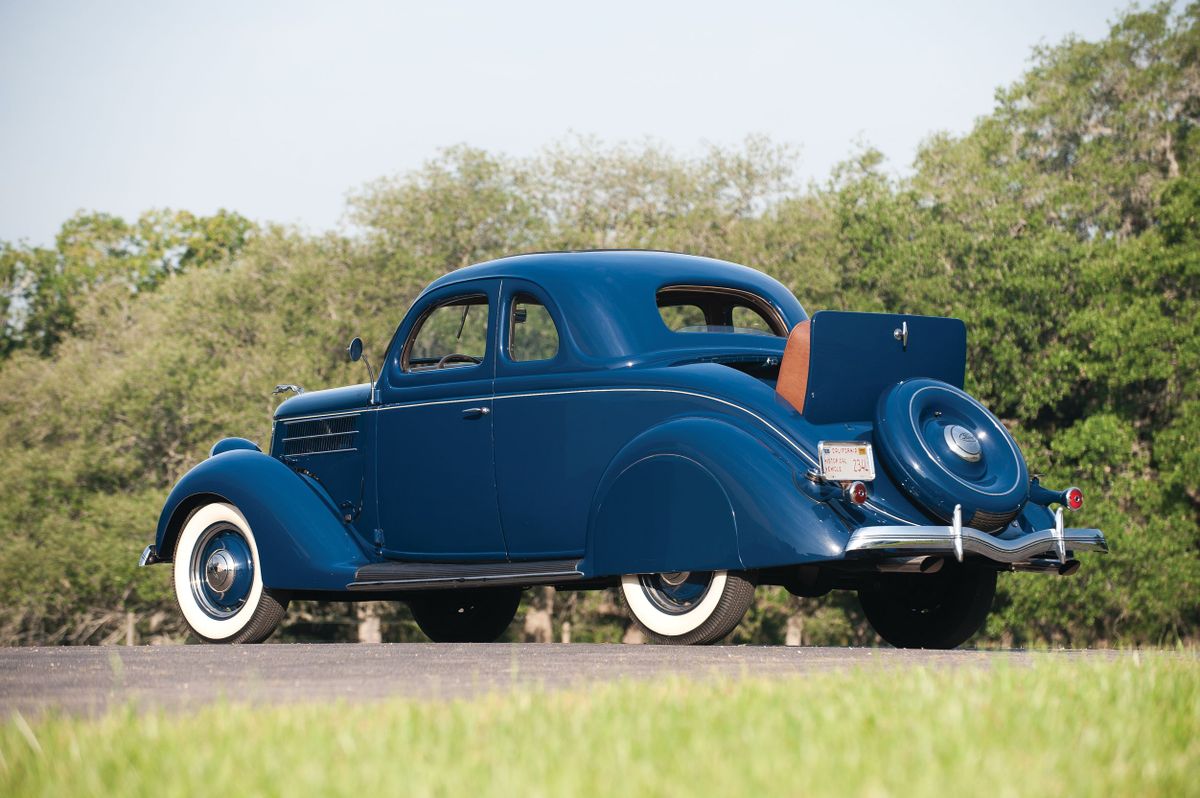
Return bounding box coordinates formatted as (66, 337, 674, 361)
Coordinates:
(401, 292, 490, 374)
(656, 284, 788, 337)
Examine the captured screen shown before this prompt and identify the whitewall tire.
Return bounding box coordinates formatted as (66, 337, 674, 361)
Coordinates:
(172, 502, 287, 644)
(620, 570, 755, 645)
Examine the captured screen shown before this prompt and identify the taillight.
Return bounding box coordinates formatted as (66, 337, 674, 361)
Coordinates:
(845, 481, 869, 505)
(1065, 487, 1083, 511)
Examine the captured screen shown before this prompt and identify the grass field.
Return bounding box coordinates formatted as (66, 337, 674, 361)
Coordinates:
(1, 654, 1196, 797)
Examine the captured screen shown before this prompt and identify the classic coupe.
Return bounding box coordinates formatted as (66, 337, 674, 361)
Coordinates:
(140, 250, 1107, 647)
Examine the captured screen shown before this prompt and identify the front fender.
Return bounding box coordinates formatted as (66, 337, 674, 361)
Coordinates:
(584, 416, 850, 578)
(154, 448, 372, 591)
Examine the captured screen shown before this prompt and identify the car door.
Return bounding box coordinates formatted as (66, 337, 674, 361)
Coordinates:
(374, 280, 507, 560)
(491, 280, 590, 559)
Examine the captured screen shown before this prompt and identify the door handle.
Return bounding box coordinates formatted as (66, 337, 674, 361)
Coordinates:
(461, 406, 491, 419)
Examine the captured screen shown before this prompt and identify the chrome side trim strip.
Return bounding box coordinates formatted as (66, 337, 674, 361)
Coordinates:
(275, 407, 373, 422)
(276, 387, 928, 523)
(844, 524, 1108, 564)
(278, 387, 822, 466)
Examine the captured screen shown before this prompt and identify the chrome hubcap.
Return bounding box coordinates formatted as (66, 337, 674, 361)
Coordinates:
(189, 522, 254, 620)
(944, 424, 982, 462)
(205, 550, 236, 592)
(659, 571, 690, 587)
(639, 571, 714, 615)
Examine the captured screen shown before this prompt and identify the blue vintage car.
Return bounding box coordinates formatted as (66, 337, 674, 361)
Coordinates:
(140, 250, 1106, 647)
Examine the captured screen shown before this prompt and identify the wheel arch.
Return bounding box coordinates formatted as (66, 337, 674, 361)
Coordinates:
(583, 415, 850, 578)
(158, 490, 226, 563)
(154, 448, 373, 591)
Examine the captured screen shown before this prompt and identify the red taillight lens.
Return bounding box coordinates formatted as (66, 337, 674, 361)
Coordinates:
(846, 481, 869, 505)
(1065, 487, 1083, 511)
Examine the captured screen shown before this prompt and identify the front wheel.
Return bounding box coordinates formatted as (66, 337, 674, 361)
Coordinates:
(172, 502, 288, 644)
(621, 570, 754, 645)
(857, 564, 996, 649)
(408, 587, 522, 642)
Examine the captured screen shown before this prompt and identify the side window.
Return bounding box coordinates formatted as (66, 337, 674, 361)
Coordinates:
(509, 293, 559, 362)
(405, 294, 489, 372)
(731, 305, 773, 335)
(657, 303, 707, 332)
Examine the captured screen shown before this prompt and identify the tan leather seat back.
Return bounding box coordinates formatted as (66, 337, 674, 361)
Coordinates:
(776, 321, 811, 413)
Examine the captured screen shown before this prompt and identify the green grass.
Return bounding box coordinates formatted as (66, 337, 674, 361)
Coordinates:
(2, 655, 1197, 797)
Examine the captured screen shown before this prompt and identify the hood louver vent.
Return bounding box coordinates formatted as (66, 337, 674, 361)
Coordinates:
(282, 415, 359, 456)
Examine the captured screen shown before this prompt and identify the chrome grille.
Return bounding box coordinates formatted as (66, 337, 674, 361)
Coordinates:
(282, 415, 359, 456)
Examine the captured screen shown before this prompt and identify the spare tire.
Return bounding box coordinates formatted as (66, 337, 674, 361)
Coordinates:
(874, 378, 1028, 532)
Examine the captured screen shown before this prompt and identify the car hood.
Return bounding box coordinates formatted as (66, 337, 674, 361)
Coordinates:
(274, 383, 371, 420)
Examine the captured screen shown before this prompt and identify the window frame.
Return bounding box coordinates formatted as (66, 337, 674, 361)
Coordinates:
(400, 291, 491, 374)
(496, 280, 568, 375)
(507, 291, 561, 363)
(655, 284, 788, 337)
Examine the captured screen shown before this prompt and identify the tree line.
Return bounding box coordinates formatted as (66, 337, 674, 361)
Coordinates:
(0, 3, 1195, 646)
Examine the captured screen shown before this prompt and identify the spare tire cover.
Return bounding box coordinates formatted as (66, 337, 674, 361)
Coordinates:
(874, 378, 1028, 532)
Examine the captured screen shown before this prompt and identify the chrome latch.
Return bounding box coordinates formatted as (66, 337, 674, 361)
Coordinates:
(893, 320, 909, 351)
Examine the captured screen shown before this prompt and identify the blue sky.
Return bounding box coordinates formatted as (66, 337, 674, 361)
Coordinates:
(1, 1, 1128, 245)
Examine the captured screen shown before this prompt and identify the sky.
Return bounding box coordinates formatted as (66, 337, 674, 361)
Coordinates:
(0, 0, 1130, 246)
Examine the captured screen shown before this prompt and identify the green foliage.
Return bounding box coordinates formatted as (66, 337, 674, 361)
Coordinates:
(3, 657, 1197, 796)
(0, 4, 1197, 645)
(0, 209, 253, 357)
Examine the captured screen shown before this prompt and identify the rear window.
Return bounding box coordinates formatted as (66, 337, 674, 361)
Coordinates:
(656, 286, 785, 337)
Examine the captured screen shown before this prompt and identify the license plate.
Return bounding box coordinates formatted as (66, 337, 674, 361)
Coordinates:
(818, 441, 876, 481)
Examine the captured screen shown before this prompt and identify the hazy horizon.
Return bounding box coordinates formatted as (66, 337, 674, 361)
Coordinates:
(1, 0, 1133, 246)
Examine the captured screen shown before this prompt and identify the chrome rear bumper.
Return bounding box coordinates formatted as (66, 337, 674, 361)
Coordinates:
(845, 506, 1107, 565)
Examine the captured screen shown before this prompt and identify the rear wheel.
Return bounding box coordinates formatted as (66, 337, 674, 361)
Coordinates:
(621, 570, 754, 645)
(857, 564, 995, 649)
(172, 502, 288, 644)
(408, 587, 522, 642)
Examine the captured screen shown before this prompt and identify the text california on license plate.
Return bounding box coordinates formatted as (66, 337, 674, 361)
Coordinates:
(818, 441, 876, 481)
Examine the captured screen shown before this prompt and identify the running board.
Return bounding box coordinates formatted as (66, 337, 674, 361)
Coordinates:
(347, 559, 583, 592)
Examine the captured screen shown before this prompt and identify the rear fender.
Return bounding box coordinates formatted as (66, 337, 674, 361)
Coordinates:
(154, 448, 372, 591)
(584, 416, 850, 578)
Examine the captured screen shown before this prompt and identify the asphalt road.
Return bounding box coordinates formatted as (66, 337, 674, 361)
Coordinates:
(0, 644, 1126, 717)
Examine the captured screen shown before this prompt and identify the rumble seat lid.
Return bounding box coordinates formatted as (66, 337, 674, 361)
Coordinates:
(802, 311, 966, 424)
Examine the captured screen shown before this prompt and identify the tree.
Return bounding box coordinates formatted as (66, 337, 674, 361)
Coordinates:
(0, 209, 254, 360)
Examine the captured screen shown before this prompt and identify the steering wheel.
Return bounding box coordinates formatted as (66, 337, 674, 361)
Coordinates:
(436, 353, 482, 369)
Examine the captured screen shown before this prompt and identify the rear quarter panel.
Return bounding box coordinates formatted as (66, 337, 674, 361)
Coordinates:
(509, 363, 859, 578)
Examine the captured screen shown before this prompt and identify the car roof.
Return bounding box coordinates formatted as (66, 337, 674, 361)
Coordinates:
(422, 250, 807, 360)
